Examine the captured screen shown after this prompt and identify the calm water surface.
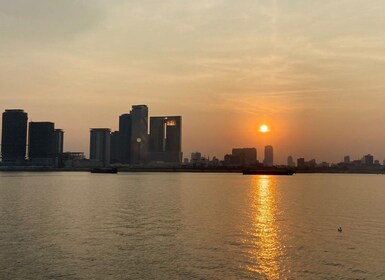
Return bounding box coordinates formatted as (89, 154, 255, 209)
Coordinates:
(1, 172, 385, 279)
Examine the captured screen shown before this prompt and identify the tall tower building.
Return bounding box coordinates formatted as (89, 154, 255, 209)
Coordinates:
(149, 116, 182, 163)
(165, 116, 182, 162)
(1, 109, 28, 163)
(54, 129, 64, 167)
(28, 122, 55, 165)
(263, 145, 274, 167)
(118, 113, 131, 164)
(130, 105, 148, 165)
(149, 117, 166, 154)
(90, 128, 111, 167)
(110, 131, 120, 164)
(54, 129, 64, 156)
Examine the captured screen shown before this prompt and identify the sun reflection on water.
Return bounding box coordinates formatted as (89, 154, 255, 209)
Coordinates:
(243, 175, 283, 279)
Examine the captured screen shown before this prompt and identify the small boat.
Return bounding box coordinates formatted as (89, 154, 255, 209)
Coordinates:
(90, 167, 118, 174)
(242, 168, 295, 176)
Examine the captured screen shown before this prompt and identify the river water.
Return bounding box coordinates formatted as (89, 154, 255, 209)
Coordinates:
(0, 172, 384, 279)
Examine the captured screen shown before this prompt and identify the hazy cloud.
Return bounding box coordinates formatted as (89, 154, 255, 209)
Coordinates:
(0, 0, 384, 161)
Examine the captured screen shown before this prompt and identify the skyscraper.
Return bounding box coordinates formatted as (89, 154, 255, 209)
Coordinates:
(54, 129, 64, 167)
(149, 117, 166, 155)
(118, 113, 131, 164)
(165, 116, 182, 162)
(110, 131, 120, 164)
(263, 145, 274, 167)
(130, 105, 148, 165)
(28, 122, 55, 165)
(1, 109, 28, 163)
(149, 116, 182, 163)
(54, 129, 64, 156)
(90, 128, 111, 167)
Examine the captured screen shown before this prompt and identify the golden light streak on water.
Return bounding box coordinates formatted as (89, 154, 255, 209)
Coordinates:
(244, 175, 283, 279)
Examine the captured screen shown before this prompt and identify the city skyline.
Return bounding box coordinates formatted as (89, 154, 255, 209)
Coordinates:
(1, 1, 385, 163)
(1, 107, 384, 166)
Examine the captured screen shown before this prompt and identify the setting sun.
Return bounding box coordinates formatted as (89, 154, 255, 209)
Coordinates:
(259, 124, 270, 133)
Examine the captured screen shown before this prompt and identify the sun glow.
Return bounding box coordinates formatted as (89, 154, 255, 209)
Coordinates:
(259, 124, 270, 133)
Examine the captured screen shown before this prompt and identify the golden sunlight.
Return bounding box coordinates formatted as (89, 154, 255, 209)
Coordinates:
(242, 176, 283, 279)
(259, 124, 270, 133)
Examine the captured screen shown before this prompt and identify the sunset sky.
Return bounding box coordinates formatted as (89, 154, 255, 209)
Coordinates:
(1, 0, 385, 163)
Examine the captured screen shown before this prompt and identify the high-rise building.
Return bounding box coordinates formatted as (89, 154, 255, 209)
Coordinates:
(232, 148, 257, 166)
(287, 156, 295, 167)
(110, 131, 120, 164)
(28, 122, 55, 165)
(90, 128, 111, 167)
(1, 109, 28, 163)
(149, 117, 166, 154)
(130, 105, 148, 165)
(263, 145, 274, 167)
(149, 116, 182, 163)
(118, 113, 131, 164)
(54, 129, 64, 155)
(165, 116, 182, 162)
(54, 129, 64, 167)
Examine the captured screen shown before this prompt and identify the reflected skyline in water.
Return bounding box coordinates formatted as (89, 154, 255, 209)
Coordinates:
(243, 176, 283, 279)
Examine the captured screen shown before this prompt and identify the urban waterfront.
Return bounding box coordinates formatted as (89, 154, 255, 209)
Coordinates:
(1, 172, 385, 279)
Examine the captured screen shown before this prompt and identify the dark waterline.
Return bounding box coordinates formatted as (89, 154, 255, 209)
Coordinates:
(1, 173, 385, 279)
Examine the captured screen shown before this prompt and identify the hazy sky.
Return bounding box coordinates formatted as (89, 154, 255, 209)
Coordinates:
(1, 0, 385, 163)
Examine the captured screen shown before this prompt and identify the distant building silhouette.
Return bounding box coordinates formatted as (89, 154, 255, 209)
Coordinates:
(307, 159, 317, 168)
(1, 109, 28, 163)
(130, 105, 148, 165)
(224, 154, 241, 166)
(344, 155, 350, 163)
(149, 116, 182, 163)
(362, 154, 374, 165)
(191, 152, 202, 166)
(263, 145, 274, 167)
(28, 122, 55, 166)
(297, 158, 305, 168)
(90, 128, 111, 167)
(232, 148, 257, 166)
(54, 129, 64, 167)
(287, 156, 295, 167)
(110, 131, 120, 164)
(118, 113, 131, 164)
(54, 129, 64, 156)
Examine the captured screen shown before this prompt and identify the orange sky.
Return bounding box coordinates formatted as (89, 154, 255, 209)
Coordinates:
(1, 0, 385, 163)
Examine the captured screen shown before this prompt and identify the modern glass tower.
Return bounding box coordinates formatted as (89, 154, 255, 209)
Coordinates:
(90, 128, 111, 167)
(165, 116, 182, 162)
(28, 122, 55, 161)
(1, 109, 28, 163)
(130, 105, 148, 165)
(118, 113, 131, 164)
(149, 116, 182, 163)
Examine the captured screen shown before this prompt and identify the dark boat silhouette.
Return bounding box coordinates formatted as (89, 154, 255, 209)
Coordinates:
(242, 168, 295, 175)
(90, 167, 118, 174)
